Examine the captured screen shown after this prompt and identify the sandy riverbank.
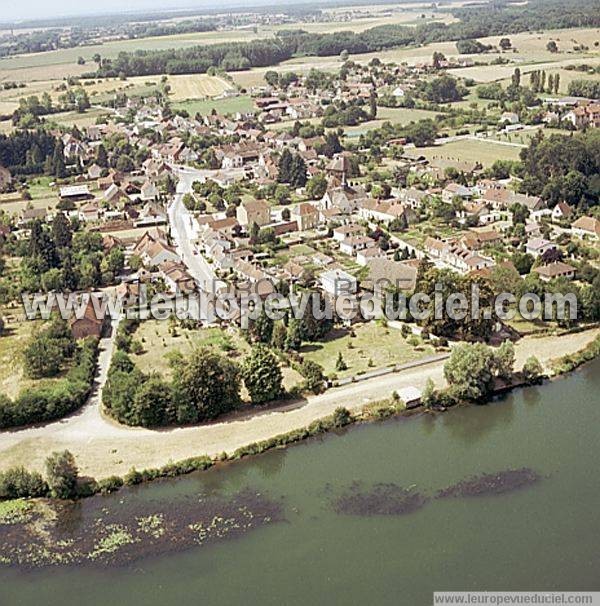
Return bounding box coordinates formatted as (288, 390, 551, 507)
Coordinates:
(0, 328, 597, 478)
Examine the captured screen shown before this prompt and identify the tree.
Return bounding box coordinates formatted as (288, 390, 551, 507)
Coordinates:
(301, 360, 325, 394)
(45, 450, 78, 499)
(405, 120, 438, 147)
(96, 144, 108, 167)
(24, 334, 65, 378)
(131, 375, 173, 427)
(271, 321, 287, 350)
(321, 132, 342, 158)
(522, 355, 544, 384)
(546, 40, 558, 53)
(116, 154, 134, 173)
(444, 343, 496, 401)
(289, 154, 307, 188)
(51, 212, 73, 249)
(277, 148, 293, 183)
(245, 308, 274, 344)
(264, 70, 279, 87)
(493, 341, 515, 380)
(242, 344, 283, 405)
(513, 252, 534, 275)
(432, 51, 446, 69)
(28, 219, 58, 272)
(421, 378, 438, 409)
(499, 37, 512, 50)
(369, 91, 377, 119)
(0, 466, 48, 499)
(510, 202, 529, 225)
(52, 140, 66, 178)
(171, 348, 241, 423)
(306, 172, 327, 199)
(335, 351, 348, 371)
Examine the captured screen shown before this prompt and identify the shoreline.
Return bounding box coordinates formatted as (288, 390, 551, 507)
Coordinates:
(0, 328, 598, 484)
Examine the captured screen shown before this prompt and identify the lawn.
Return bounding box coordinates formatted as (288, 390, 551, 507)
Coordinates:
(377, 107, 442, 124)
(408, 137, 522, 167)
(48, 108, 111, 129)
(301, 321, 435, 379)
(0, 318, 58, 400)
(173, 95, 254, 117)
(130, 321, 304, 393)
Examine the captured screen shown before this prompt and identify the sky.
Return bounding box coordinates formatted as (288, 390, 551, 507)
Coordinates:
(4, 0, 307, 22)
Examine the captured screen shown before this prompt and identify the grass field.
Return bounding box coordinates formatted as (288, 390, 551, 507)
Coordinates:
(130, 321, 304, 393)
(301, 322, 434, 379)
(173, 94, 254, 116)
(0, 176, 59, 216)
(408, 137, 523, 167)
(48, 108, 111, 129)
(0, 318, 55, 400)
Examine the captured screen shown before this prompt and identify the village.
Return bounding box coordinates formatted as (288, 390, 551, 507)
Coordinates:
(0, 38, 599, 452)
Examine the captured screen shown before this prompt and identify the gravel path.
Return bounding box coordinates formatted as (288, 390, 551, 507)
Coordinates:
(0, 328, 597, 478)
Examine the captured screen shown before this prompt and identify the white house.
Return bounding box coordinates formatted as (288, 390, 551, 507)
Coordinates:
(525, 238, 556, 257)
(319, 268, 357, 297)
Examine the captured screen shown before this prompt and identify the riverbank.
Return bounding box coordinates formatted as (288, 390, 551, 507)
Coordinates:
(0, 328, 598, 480)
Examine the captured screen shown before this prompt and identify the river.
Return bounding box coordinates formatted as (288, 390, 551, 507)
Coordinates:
(2, 359, 599, 605)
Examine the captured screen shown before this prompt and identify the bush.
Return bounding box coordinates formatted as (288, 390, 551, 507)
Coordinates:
(299, 360, 326, 394)
(522, 355, 544, 384)
(97, 476, 124, 495)
(0, 466, 48, 499)
(45, 450, 79, 499)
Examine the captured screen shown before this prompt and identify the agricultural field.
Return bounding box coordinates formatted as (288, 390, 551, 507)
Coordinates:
(0, 3, 459, 83)
(300, 322, 435, 379)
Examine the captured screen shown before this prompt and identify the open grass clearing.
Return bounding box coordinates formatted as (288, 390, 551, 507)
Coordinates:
(407, 137, 522, 167)
(0, 318, 58, 400)
(130, 321, 304, 393)
(173, 95, 254, 116)
(301, 321, 435, 379)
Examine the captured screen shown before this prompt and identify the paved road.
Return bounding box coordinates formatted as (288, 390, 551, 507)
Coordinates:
(167, 167, 220, 292)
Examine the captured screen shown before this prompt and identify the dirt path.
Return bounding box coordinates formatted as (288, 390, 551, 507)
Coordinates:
(0, 328, 597, 478)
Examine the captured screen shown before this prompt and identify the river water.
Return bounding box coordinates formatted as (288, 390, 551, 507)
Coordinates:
(2, 359, 599, 605)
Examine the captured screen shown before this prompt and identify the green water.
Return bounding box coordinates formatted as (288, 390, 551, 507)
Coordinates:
(2, 360, 599, 605)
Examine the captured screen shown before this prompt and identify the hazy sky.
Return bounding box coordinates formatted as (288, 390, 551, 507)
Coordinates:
(5, 0, 306, 22)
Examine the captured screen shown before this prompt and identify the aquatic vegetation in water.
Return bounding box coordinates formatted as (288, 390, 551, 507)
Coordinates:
(0, 499, 34, 525)
(0, 488, 284, 569)
(332, 482, 429, 516)
(436, 468, 541, 499)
